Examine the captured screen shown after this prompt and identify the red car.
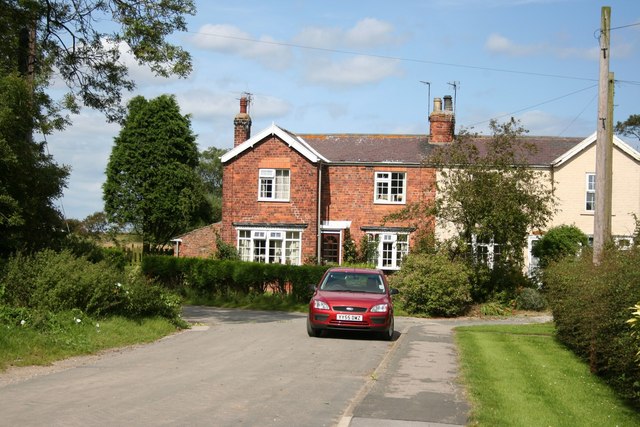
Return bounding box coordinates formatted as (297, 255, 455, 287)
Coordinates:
(307, 267, 399, 340)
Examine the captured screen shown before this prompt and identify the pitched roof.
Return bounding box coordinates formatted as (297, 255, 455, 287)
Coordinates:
(467, 135, 583, 167)
(298, 134, 432, 164)
(223, 122, 639, 168)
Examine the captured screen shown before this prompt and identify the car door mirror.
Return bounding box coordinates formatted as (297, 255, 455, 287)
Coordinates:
(389, 288, 399, 295)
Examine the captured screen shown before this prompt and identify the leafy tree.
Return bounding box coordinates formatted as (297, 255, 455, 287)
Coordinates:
(1, 1, 195, 256)
(428, 118, 555, 269)
(197, 147, 228, 223)
(1, 0, 195, 123)
(0, 73, 69, 257)
(103, 95, 206, 253)
(615, 114, 640, 142)
(532, 224, 589, 269)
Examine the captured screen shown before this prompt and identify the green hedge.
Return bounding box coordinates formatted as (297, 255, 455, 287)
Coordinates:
(544, 247, 640, 405)
(142, 256, 329, 303)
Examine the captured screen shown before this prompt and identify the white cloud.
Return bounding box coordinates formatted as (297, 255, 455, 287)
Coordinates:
(485, 33, 600, 60)
(304, 56, 403, 86)
(189, 24, 293, 69)
(295, 18, 400, 49)
(177, 91, 291, 121)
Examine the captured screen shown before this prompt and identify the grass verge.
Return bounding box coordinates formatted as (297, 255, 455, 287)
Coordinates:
(455, 322, 640, 426)
(0, 314, 182, 372)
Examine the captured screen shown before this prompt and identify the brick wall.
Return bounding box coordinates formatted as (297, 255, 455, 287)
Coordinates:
(221, 135, 319, 258)
(175, 223, 221, 258)
(321, 165, 436, 246)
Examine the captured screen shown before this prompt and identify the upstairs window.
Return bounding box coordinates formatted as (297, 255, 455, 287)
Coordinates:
(375, 172, 406, 204)
(259, 169, 290, 201)
(585, 173, 595, 212)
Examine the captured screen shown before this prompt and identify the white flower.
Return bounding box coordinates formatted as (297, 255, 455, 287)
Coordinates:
(96, 323, 100, 328)
(116, 282, 122, 288)
(20, 320, 26, 326)
(75, 317, 81, 323)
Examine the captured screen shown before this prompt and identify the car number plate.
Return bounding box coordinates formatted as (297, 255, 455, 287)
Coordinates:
(336, 314, 363, 321)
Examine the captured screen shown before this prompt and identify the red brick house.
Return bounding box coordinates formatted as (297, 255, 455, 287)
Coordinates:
(173, 94, 640, 274)
(198, 95, 455, 270)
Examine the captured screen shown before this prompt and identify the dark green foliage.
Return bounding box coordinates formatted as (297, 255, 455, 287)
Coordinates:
(0, 74, 69, 257)
(0, 250, 182, 324)
(143, 256, 329, 303)
(342, 229, 357, 264)
(103, 95, 207, 252)
(545, 248, 640, 404)
(389, 253, 472, 317)
(532, 225, 589, 269)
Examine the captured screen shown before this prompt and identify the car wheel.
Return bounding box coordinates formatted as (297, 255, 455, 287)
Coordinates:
(381, 316, 394, 341)
(307, 317, 322, 337)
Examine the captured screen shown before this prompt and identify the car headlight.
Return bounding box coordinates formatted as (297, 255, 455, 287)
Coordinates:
(370, 304, 389, 313)
(313, 300, 330, 310)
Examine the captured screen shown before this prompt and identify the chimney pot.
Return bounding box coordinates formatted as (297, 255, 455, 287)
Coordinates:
(443, 95, 453, 112)
(433, 97, 442, 112)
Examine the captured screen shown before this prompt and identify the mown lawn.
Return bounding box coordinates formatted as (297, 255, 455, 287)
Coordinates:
(456, 322, 640, 426)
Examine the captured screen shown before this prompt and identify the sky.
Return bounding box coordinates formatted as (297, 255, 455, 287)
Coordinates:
(45, 0, 640, 220)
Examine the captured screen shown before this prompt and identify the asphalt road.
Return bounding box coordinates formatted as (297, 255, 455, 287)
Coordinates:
(1, 306, 551, 426)
(0, 307, 410, 426)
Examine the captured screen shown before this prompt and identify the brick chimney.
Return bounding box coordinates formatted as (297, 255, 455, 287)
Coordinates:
(233, 96, 252, 147)
(429, 95, 455, 144)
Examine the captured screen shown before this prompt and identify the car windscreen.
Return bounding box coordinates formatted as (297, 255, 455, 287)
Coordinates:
(320, 273, 385, 294)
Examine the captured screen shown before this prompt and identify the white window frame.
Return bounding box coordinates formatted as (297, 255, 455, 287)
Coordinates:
(374, 172, 406, 204)
(237, 228, 302, 265)
(585, 173, 595, 212)
(367, 232, 409, 270)
(470, 235, 500, 269)
(258, 169, 290, 202)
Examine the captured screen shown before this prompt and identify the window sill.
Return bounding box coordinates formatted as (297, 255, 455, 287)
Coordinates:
(257, 199, 290, 203)
(374, 201, 406, 206)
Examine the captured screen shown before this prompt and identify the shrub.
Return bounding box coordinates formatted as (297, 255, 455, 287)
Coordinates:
(0, 250, 183, 324)
(390, 253, 472, 317)
(515, 287, 547, 311)
(545, 247, 640, 404)
(532, 224, 588, 269)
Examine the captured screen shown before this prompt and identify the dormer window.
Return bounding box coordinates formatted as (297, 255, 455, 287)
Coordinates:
(259, 169, 290, 201)
(374, 172, 406, 204)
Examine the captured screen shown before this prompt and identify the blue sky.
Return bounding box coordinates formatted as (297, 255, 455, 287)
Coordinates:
(46, 0, 640, 220)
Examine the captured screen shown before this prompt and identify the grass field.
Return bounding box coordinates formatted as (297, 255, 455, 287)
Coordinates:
(456, 322, 640, 426)
(0, 315, 180, 371)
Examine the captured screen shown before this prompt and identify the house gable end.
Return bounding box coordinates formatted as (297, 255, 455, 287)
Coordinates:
(552, 132, 640, 167)
(221, 123, 327, 164)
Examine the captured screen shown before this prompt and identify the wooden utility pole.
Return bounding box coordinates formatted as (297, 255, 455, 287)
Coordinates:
(593, 6, 613, 264)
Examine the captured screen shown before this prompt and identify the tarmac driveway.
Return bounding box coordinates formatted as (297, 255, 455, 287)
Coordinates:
(0, 306, 550, 426)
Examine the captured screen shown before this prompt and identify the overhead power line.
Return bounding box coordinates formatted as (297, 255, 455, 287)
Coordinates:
(468, 84, 598, 128)
(188, 30, 599, 83)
